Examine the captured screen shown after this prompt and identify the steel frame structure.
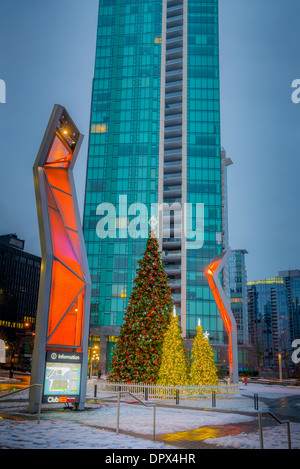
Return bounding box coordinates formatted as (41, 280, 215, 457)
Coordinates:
(205, 248, 239, 383)
(29, 105, 91, 412)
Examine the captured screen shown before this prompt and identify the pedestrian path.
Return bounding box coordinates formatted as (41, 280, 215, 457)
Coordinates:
(0, 394, 286, 450)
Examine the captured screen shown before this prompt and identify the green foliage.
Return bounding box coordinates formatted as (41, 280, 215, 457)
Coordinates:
(108, 232, 173, 383)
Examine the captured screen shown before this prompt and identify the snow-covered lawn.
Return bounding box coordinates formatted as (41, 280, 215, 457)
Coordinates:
(0, 418, 173, 450)
(0, 377, 299, 449)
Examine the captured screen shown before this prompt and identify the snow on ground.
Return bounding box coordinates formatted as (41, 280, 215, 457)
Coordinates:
(0, 419, 175, 450)
(204, 422, 300, 450)
(0, 377, 300, 449)
(42, 400, 255, 435)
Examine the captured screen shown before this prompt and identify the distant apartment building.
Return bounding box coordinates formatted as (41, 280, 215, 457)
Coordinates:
(228, 249, 248, 345)
(0, 233, 41, 340)
(279, 270, 300, 343)
(247, 277, 291, 372)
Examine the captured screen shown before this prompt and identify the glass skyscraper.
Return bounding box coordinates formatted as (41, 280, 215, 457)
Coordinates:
(228, 249, 249, 345)
(83, 0, 225, 371)
(247, 278, 291, 371)
(279, 270, 300, 344)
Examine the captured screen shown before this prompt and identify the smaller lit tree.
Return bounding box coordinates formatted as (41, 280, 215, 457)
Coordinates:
(190, 322, 218, 386)
(157, 310, 189, 386)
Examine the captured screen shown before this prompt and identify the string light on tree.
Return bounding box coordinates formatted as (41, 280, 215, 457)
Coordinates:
(158, 310, 189, 386)
(108, 231, 173, 383)
(190, 323, 218, 386)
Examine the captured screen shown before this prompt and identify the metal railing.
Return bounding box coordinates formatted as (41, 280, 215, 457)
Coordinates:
(116, 391, 156, 441)
(0, 384, 42, 424)
(258, 410, 291, 449)
(99, 381, 239, 401)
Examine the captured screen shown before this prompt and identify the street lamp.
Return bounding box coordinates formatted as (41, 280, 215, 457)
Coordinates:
(278, 353, 283, 382)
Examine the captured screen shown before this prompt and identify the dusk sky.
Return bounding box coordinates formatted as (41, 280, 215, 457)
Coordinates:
(0, 0, 300, 282)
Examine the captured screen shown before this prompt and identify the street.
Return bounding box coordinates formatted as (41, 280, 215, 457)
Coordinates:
(0, 372, 30, 394)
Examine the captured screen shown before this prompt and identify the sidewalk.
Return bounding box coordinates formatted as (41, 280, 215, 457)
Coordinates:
(1, 377, 298, 449)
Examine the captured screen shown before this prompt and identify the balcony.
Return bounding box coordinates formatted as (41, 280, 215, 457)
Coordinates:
(165, 69, 183, 83)
(165, 114, 182, 126)
(167, 0, 183, 8)
(165, 105, 182, 117)
(165, 92, 182, 106)
(166, 15, 183, 29)
(164, 161, 182, 170)
(163, 177, 182, 186)
(166, 48, 183, 61)
(167, 5, 183, 18)
(166, 37, 183, 50)
(163, 189, 182, 199)
(166, 26, 183, 41)
(162, 240, 182, 250)
(166, 60, 182, 73)
(164, 171, 182, 179)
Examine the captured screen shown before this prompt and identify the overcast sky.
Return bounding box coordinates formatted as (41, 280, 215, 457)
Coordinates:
(0, 0, 299, 282)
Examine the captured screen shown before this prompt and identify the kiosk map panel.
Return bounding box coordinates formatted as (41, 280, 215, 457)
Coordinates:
(43, 351, 82, 403)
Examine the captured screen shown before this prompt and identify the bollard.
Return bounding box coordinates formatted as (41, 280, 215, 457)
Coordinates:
(94, 384, 97, 398)
(254, 393, 259, 410)
(175, 389, 179, 405)
(258, 411, 263, 449)
(145, 387, 148, 402)
(212, 391, 216, 408)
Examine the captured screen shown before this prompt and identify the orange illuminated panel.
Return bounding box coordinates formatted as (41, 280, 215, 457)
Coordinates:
(45, 167, 72, 195)
(45, 135, 72, 168)
(51, 187, 77, 232)
(45, 180, 83, 279)
(205, 272, 232, 333)
(67, 229, 84, 270)
(205, 259, 221, 277)
(47, 259, 85, 347)
(43, 157, 86, 348)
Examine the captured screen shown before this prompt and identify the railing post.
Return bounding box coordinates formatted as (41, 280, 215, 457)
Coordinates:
(116, 391, 120, 434)
(287, 421, 291, 449)
(153, 406, 156, 441)
(212, 390, 216, 408)
(37, 385, 42, 424)
(258, 411, 264, 449)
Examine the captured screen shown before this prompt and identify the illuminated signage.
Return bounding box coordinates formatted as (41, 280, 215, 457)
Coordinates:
(42, 351, 82, 404)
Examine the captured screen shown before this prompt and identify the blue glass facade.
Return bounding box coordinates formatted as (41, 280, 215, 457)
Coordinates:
(247, 278, 291, 370)
(83, 0, 225, 363)
(279, 270, 300, 343)
(228, 250, 249, 345)
(83, 0, 162, 328)
(186, 0, 223, 340)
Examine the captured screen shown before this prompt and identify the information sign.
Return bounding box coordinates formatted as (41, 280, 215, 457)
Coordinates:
(43, 351, 82, 404)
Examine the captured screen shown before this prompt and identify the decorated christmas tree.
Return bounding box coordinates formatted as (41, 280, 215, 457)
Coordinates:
(157, 309, 189, 386)
(190, 322, 219, 386)
(108, 230, 173, 383)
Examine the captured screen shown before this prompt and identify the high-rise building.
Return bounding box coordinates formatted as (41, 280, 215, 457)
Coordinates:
(0, 233, 41, 370)
(279, 270, 300, 343)
(228, 249, 248, 345)
(83, 0, 225, 370)
(247, 277, 291, 371)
